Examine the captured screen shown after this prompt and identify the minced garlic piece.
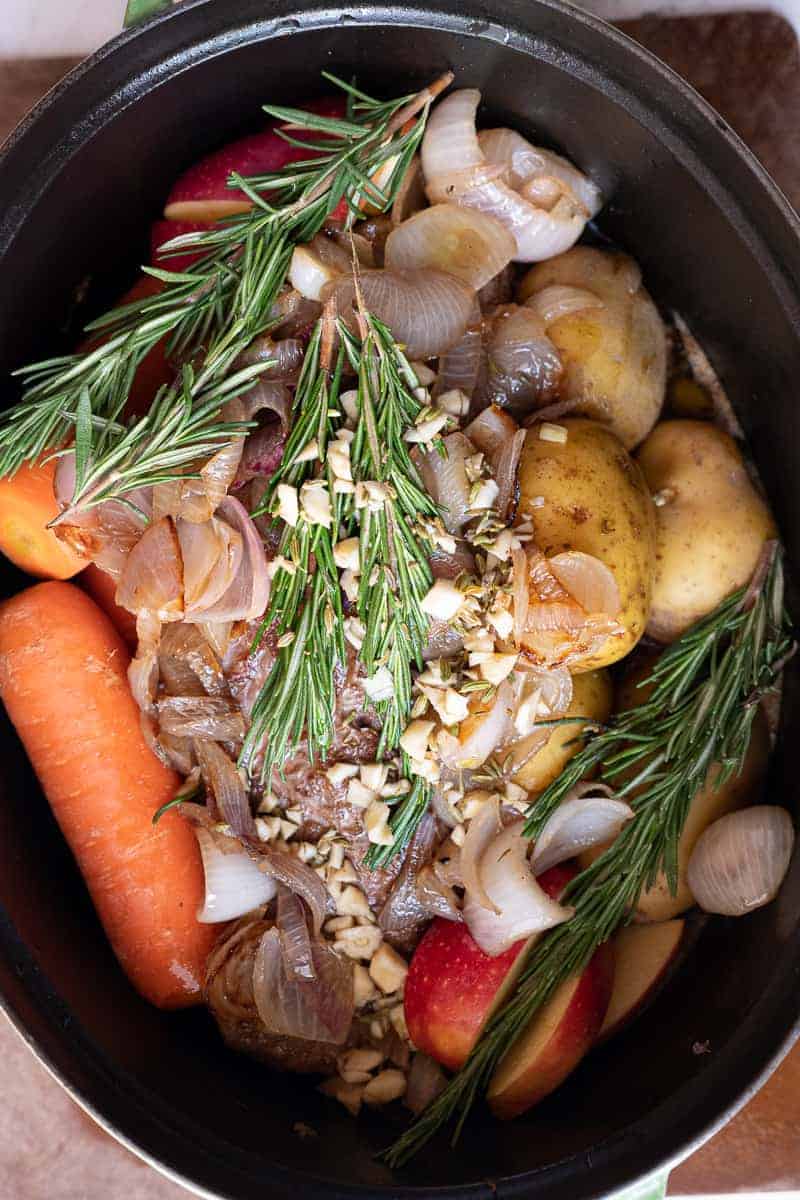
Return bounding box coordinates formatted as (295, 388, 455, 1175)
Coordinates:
(436, 388, 469, 418)
(267, 554, 297, 579)
(539, 422, 568, 444)
(339, 1048, 384, 1083)
(461, 790, 493, 821)
(409, 755, 441, 785)
(410, 361, 436, 385)
(381, 777, 411, 799)
(343, 617, 366, 650)
(389, 1004, 409, 1041)
(487, 605, 514, 641)
(333, 924, 383, 961)
(294, 438, 320, 464)
(355, 480, 391, 511)
(363, 1069, 406, 1106)
(360, 762, 389, 792)
(333, 478, 355, 495)
(340, 389, 360, 425)
(318, 1077, 363, 1116)
(399, 719, 435, 761)
(463, 627, 494, 655)
(369, 943, 409, 994)
(333, 536, 360, 570)
(450, 823, 466, 846)
(299, 479, 332, 528)
(364, 799, 394, 846)
(346, 777, 376, 810)
(327, 439, 352, 481)
(340, 568, 360, 603)
(337, 885, 374, 921)
(326, 762, 359, 786)
(472, 651, 518, 685)
(362, 666, 395, 703)
(276, 483, 299, 528)
(469, 478, 500, 511)
(419, 684, 469, 725)
(353, 963, 378, 1007)
(420, 578, 463, 621)
(404, 410, 448, 443)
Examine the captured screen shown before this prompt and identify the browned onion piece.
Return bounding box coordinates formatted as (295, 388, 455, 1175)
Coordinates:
(391, 154, 427, 225)
(194, 737, 254, 838)
(253, 922, 353, 1046)
(268, 289, 322, 339)
(459, 796, 502, 914)
(187, 497, 270, 623)
(323, 268, 474, 360)
(466, 405, 525, 520)
(157, 696, 245, 742)
(177, 516, 243, 617)
(405, 1053, 447, 1115)
(158, 622, 227, 696)
(238, 336, 305, 385)
(379, 813, 455, 952)
(433, 325, 484, 400)
(128, 609, 161, 717)
(116, 516, 183, 619)
(548, 550, 622, 618)
(415, 431, 475, 533)
(53, 452, 152, 578)
(429, 538, 476, 580)
(251, 845, 330, 935)
(473, 304, 562, 418)
(385, 204, 515, 290)
(153, 437, 244, 525)
(276, 887, 316, 981)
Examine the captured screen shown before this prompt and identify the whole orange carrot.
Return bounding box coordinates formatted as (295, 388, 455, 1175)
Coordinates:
(0, 582, 216, 1008)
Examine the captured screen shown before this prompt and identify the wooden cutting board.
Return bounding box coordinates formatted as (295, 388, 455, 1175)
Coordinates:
(2, 22, 800, 1194)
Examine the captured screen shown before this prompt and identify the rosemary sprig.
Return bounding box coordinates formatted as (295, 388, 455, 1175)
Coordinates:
(0, 72, 451, 506)
(385, 544, 794, 1166)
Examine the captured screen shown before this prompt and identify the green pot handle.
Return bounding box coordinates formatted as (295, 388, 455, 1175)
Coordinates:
(124, 0, 172, 27)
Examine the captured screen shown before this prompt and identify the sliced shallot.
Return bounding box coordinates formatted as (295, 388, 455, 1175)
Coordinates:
(473, 304, 561, 417)
(194, 826, 277, 923)
(116, 516, 183, 619)
(548, 551, 622, 620)
(253, 923, 353, 1045)
(323, 268, 475, 360)
(276, 887, 316, 980)
(459, 795, 503, 914)
(252, 846, 330, 935)
(415, 432, 474, 533)
(385, 203, 515, 290)
(420, 88, 484, 180)
(438, 678, 518, 770)
(525, 284, 603, 326)
(194, 737, 254, 838)
(463, 819, 573, 956)
(531, 787, 634, 875)
(478, 128, 602, 218)
(687, 806, 795, 917)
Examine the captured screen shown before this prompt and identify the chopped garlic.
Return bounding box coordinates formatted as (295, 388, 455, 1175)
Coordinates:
(340, 568, 360, 603)
(318, 1076, 363, 1116)
(436, 388, 469, 418)
(363, 1070, 406, 1105)
(333, 478, 355, 495)
(294, 438, 320, 464)
(409, 755, 441, 784)
(486, 528, 515, 561)
(420, 684, 470, 725)
(389, 1004, 409, 1041)
(432, 529, 456, 554)
(487, 605, 514, 641)
(257, 792, 278, 814)
(514, 694, 542, 736)
(463, 627, 494, 654)
(370, 943, 409, 995)
(450, 823, 466, 847)
(344, 617, 366, 651)
(505, 781, 528, 805)
(539, 422, 568, 444)
(353, 963, 378, 1007)
(337, 885, 374, 921)
(325, 915, 355, 934)
(473, 651, 518, 685)
(267, 554, 296, 580)
(347, 777, 376, 810)
(420, 578, 464, 621)
(470, 478, 500, 511)
(330, 860, 359, 885)
(360, 762, 389, 792)
(339, 1048, 384, 1082)
(364, 799, 394, 846)
(299, 479, 332, 528)
(413, 386, 430, 404)
(255, 816, 280, 842)
(404, 410, 448, 443)
(381, 777, 411, 799)
(340, 389, 360, 425)
(333, 536, 360, 570)
(362, 666, 395, 703)
(280, 818, 298, 841)
(461, 790, 493, 820)
(355, 480, 391, 511)
(326, 761, 360, 786)
(410, 361, 436, 386)
(328, 842, 346, 871)
(334, 924, 383, 960)
(328, 439, 353, 481)
(276, 483, 299, 528)
(399, 719, 435, 761)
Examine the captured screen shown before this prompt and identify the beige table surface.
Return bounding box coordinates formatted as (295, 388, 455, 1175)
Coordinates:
(3, 24, 800, 1196)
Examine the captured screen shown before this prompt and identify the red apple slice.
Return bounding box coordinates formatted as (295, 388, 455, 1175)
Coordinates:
(487, 940, 615, 1119)
(404, 863, 577, 1071)
(162, 96, 346, 224)
(598, 919, 684, 1042)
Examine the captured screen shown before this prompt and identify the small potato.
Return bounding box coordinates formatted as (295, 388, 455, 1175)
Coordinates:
(518, 418, 656, 672)
(513, 669, 612, 794)
(519, 246, 666, 449)
(580, 658, 770, 921)
(636, 419, 776, 643)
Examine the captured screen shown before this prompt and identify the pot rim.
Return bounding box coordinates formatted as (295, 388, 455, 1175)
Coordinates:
(1, 3, 799, 1197)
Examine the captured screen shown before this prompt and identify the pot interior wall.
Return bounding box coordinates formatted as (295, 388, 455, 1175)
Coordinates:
(1, 4, 799, 1198)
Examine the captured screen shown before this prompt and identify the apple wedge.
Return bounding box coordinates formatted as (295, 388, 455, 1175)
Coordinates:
(599, 919, 684, 1042)
(487, 940, 614, 1119)
(404, 863, 576, 1071)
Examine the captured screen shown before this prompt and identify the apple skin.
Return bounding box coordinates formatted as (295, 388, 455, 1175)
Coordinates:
(161, 96, 346, 223)
(598, 918, 684, 1042)
(487, 939, 615, 1119)
(404, 863, 576, 1071)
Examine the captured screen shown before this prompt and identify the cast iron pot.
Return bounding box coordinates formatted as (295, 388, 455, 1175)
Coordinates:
(1, 1, 800, 1196)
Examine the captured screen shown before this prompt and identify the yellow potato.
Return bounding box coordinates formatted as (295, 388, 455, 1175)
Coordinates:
(518, 246, 666, 449)
(636, 419, 776, 643)
(518, 418, 656, 671)
(580, 659, 770, 921)
(514, 669, 612, 794)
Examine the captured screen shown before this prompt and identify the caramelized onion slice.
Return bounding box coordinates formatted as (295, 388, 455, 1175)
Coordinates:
(415, 431, 475, 534)
(194, 737, 254, 838)
(253, 923, 353, 1045)
(323, 268, 474, 360)
(116, 516, 183, 619)
(385, 204, 515, 290)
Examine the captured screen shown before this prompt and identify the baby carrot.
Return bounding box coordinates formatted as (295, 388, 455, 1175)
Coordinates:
(0, 582, 216, 1008)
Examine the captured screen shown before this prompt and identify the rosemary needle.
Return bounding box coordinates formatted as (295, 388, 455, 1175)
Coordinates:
(384, 543, 794, 1167)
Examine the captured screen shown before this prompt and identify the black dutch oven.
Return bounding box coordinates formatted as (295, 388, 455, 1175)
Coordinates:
(1, 2, 799, 1197)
